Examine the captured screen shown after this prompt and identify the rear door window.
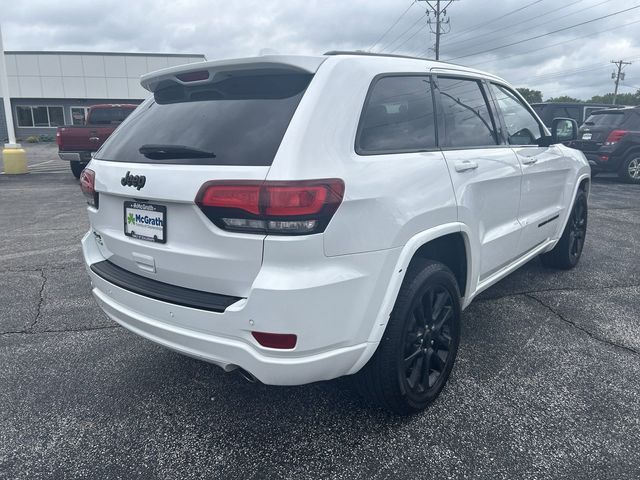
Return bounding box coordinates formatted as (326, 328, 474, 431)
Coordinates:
(95, 71, 312, 166)
(437, 77, 498, 148)
(356, 75, 436, 155)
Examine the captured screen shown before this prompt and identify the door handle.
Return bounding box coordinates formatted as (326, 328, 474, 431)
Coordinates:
(89, 136, 100, 142)
(454, 160, 478, 172)
(522, 157, 538, 165)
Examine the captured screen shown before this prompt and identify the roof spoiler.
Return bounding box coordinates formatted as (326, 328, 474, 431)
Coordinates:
(140, 55, 326, 93)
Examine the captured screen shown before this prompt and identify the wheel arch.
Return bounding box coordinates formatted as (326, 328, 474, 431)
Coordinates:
(622, 146, 640, 161)
(347, 223, 473, 375)
(545, 172, 591, 252)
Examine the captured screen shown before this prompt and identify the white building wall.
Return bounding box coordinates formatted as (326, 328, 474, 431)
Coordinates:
(5, 52, 205, 100)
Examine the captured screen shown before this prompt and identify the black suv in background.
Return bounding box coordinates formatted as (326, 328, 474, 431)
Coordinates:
(570, 106, 640, 183)
(532, 102, 617, 127)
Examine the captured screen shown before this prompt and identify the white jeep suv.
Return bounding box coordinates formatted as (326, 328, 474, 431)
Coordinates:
(80, 52, 590, 414)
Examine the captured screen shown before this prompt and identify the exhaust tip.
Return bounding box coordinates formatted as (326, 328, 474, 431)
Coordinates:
(236, 367, 258, 383)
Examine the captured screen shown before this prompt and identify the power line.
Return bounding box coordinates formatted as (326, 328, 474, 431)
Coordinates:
(378, 13, 427, 52)
(444, 0, 544, 43)
(368, 1, 417, 52)
(443, 0, 589, 53)
(446, 4, 640, 61)
(415, 0, 589, 58)
(506, 54, 640, 84)
(465, 17, 640, 67)
(389, 20, 430, 53)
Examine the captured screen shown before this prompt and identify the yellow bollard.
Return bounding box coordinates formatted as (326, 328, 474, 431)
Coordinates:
(2, 144, 28, 174)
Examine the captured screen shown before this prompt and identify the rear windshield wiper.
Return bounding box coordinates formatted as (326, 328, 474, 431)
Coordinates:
(139, 144, 216, 160)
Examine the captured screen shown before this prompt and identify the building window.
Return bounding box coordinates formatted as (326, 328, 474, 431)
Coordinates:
(71, 107, 90, 126)
(16, 106, 33, 127)
(15, 106, 65, 128)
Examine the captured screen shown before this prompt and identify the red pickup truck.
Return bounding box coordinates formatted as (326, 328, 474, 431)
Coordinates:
(57, 104, 137, 178)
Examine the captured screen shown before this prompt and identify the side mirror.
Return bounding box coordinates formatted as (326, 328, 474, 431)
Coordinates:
(551, 117, 578, 143)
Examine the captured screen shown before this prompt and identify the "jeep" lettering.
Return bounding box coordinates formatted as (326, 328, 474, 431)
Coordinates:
(121, 171, 146, 190)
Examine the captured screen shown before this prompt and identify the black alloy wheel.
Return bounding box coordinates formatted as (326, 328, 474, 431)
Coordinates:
(356, 259, 461, 415)
(402, 285, 455, 397)
(568, 197, 587, 264)
(541, 190, 588, 270)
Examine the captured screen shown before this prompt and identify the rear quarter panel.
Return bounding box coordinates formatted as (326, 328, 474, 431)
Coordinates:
(265, 56, 457, 257)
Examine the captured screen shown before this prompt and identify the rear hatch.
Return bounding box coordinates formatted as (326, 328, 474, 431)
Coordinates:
(88, 57, 323, 297)
(574, 110, 627, 152)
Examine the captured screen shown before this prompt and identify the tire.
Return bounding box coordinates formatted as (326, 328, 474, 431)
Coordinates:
(541, 190, 588, 270)
(355, 259, 461, 415)
(70, 161, 86, 179)
(618, 154, 640, 184)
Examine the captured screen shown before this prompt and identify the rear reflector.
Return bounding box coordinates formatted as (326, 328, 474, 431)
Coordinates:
(605, 129, 628, 145)
(79, 168, 98, 208)
(196, 179, 344, 235)
(251, 331, 297, 349)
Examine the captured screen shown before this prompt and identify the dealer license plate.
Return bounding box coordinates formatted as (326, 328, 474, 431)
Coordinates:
(124, 201, 166, 243)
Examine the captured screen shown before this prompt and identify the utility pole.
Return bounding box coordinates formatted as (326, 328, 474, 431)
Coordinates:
(611, 59, 632, 105)
(418, 0, 457, 60)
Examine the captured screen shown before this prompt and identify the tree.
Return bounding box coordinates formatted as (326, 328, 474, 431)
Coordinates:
(588, 90, 640, 106)
(545, 95, 583, 103)
(517, 87, 543, 103)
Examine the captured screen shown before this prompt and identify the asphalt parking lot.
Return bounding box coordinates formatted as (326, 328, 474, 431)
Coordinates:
(1, 144, 639, 480)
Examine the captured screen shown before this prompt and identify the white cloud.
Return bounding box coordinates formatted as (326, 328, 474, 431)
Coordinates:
(2, 0, 640, 99)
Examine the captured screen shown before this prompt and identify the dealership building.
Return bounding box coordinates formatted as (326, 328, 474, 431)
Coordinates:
(0, 50, 206, 141)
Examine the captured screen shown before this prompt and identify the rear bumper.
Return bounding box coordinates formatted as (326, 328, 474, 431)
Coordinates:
(82, 231, 398, 385)
(58, 151, 93, 162)
(584, 152, 621, 172)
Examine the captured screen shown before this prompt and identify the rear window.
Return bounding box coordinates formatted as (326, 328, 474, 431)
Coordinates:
(88, 108, 134, 125)
(95, 71, 312, 166)
(584, 111, 639, 128)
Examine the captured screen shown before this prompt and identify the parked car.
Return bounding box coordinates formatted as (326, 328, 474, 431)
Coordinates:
(79, 52, 590, 414)
(57, 104, 137, 178)
(570, 106, 640, 183)
(531, 102, 618, 127)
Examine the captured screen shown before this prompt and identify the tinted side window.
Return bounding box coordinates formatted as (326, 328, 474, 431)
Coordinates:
(549, 106, 581, 122)
(629, 112, 640, 129)
(490, 84, 543, 145)
(438, 77, 497, 148)
(357, 76, 436, 154)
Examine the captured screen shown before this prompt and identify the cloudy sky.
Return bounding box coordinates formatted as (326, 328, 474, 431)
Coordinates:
(4, 0, 640, 100)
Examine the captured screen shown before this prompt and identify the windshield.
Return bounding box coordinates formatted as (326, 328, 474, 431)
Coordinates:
(94, 71, 312, 166)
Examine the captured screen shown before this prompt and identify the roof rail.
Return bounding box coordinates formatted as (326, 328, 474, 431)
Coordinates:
(324, 50, 432, 61)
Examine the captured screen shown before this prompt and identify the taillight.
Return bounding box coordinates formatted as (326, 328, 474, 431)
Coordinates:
(605, 129, 628, 145)
(80, 168, 98, 208)
(196, 179, 344, 235)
